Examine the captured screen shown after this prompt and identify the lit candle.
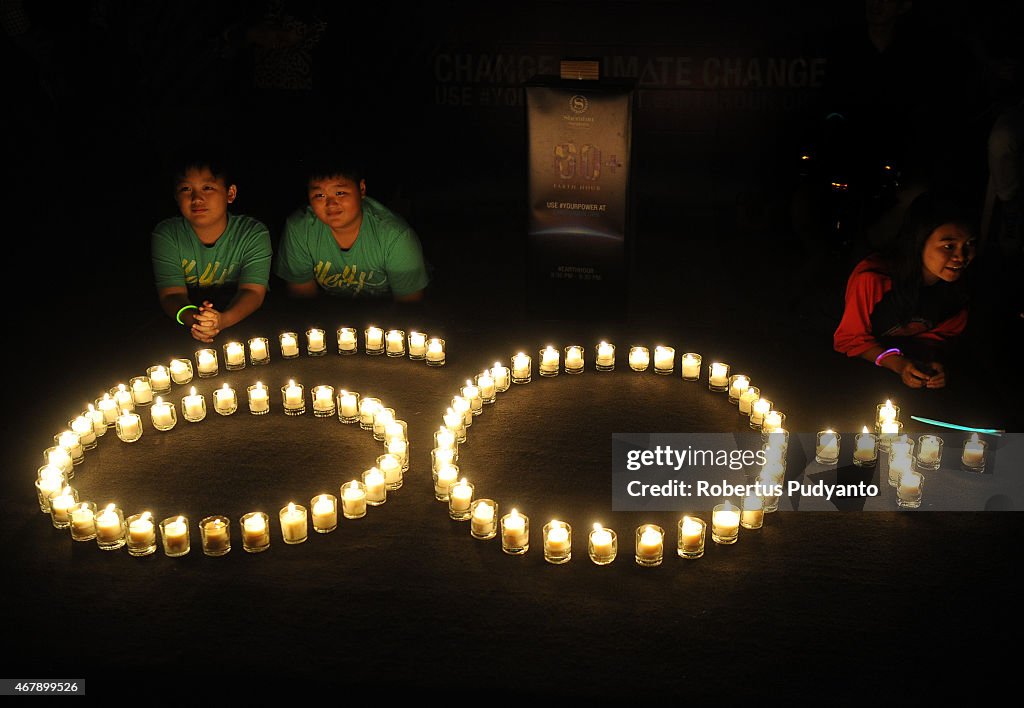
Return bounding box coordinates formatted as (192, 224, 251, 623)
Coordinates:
(544, 520, 571, 560)
(452, 396, 472, 426)
(249, 337, 268, 362)
(539, 346, 559, 375)
(365, 326, 384, 351)
(312, 385, 334, 413)
(681, 353, 701, 379)
(87, 403, 107, 435)
(116, 411, 141, 439)
(151, 396, 174, 429)
(471, 499, 496, 537)
(590, 524, 614, 561)
(679, 516, 704, 553)
(285, 380, 303, 408)
(280, 332, 299, 357)
(750, 398, 771, 427)
(202, 517, 230, 554)
(709, 362, 729, 388)
(450, 478, 473, 512)
(162, 516, 188, 555)
(897, 470, 923, 508)
(962, 433, 986, 468)
(512, 352, 531, 381)
(131, 377, 153, 404)
(113, 384, 133, 412)
(214, 383, 236, 414)
(169, 358, 191, 384)
(339, 390, 359, 418)
(388, 438, 408, 468)
(70, 414, 95, 448)
(738, 386, 759, 415)
(564, 345, 584, 372)
(50, 487, 76, 524)
(386, 329, 404, 354)
(242, 513, 268, 548)
(741, 495, 764, 529)
(816, 430, 839, 463)
(918, 436, 942, 465)
(712, 502, 740, 543)
(854, 426, 877, 463)
(653, 346, 674, 373)
(196, 348, 217, 375)
(363, 467, 386, 504)
(629, 346, 650, 371)
(249, 382, 269, 413)
(183, 386, 205, 420)
(338, 327, 357, 353)
(409, 331, 427, 357)
(636, 524, 664, 563)
(378, 454, 402, 487)
(373, 407, 396, 438)
(359, 398, 382, 427)
(477, 371, 495, 400)
(880, 420, 900, 436)
(307, 328, 325, 353)
(57, 430, 83, 459)
(95, 504, 124, 544)
(461, 380, 482, 413)
(443, 407, 464, 439)
(71, 504, 95, 538)
(129, 512, 155, 546)
(877, 400, 898, 426)
(434, 463, 459, 498)
(46, 445, 73, 472)
(37, 466, 65, 504)
(311, 495, 337, 532)
(97, 394, 118, 425)
(225, 341, 245, 366)
(426, 338, 445, 364)
(596, 341, 615, 368)
(728, 375, 750, 400)
(341, 481, 367, 518)
(279, 502, 308, 544)
(149, 365, 170, 391)
(502, 509, 529, 550)
(491, 362, 510, 390)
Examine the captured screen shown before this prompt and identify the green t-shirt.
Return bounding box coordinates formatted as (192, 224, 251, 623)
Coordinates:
(275, 198, 429, 298)
(151, 214, 272, 305)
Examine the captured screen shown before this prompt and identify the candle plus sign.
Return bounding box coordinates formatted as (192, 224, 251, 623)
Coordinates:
(605, 155, 624, 173)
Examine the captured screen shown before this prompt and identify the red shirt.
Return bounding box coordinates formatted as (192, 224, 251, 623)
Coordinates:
(833, 256, 968, 357)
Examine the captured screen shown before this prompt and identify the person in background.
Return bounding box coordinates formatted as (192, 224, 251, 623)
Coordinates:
(834, 192, 976, 388)
(275, 157, 428, 302)
(151, 156, 272, 341)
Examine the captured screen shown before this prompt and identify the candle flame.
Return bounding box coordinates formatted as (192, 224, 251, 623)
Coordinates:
(118, 384, 126, 392)
(969, 432, 980, 443)
(593, 522, 603, 532)
(287, 502, 296, 513)
(141, 511, 151, 521)
(105, 503, 116, 512)
(155, 396, 163, 405)
(190, 386, 197, 396)
(222, 383, 230, 390)
(256, 381, 263, 389)
(510, 508, 519, 518)
(176, 516, 184, 524)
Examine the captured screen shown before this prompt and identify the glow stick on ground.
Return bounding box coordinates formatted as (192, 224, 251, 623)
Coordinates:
(909, 415, 1004, 436)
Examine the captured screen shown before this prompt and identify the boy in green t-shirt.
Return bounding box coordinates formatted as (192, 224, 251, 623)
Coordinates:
(275, 159, 429, 302)
(151, 158, 272, 342)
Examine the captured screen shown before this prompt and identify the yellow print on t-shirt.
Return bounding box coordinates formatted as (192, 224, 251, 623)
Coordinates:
(315, 261, 387, 295)
(181, 259, 236, 287)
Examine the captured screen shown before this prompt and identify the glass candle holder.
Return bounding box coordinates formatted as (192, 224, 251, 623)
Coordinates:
(358, 397, 382, 430)
(247, 383, 270, 415)
(563, 345, 584, 374)
(760, 473, 782, 513)
(408, 331, 427, 360)
(279, 503, 308, 544)
(95, 505, 126, 550)
(279, 331, 300, 359)
(708, 362, 730, 391)
(147, 365, 172, 394)
(87, 403, 109, 436)
(195, 348, 218, 378)
(223, 341, 246, 370)
(588, 524, 617, 565)
(511, 353, 532, 384)
(36, 467, 66, 512)
(461, 381, 483, 416)
(129, 376, 154, 407)
(448, 479, 474, 520)
(378, 453, 403, 490)
(364, 326, 384, 355)
(653, 346, 675, 375)
(362, 467, 387, 506)
(341, 481, 367, 519)
(491, 362, 510, 391)
(116, 412, 143, 442)
(875, 401, 900, 432)
(677, 516, 706, 558)
(337, 327, 357, 355)
(150, 396, 176, 431)
(501, 510, 530, 555)
(248, 336, 270, 365)
(741, 495, 764, 529)
(312, 385, 336, 418)
(425, 338, 446, 366)
(432, 447, 457, 473)
(311, 494, 338, 533)
(111, 384, 134, 413)
(916, 435, 944, 471)
(372, 407, 396, 441)
(815, 430, 841, 465)
(181, 388, 207, 423)
(443, 408, 467, 443)
(384, 419, 408, 447)
(451, 396, 472, 428)
(476, 371, 497, 403)
(337, 390, 361, 423)
(727, 375, 750, 404)
(712, 502, 741, 544)
(635, 524, 665, 567)
(889, 434, 915, 461)
(281, 381, 305, 416)
(54, 430, 84, 465)
(762, 428, 790, 451)
(126, 512, 157, 557)
(240, 512, 270, 553)
(681, 353, 702, 381)
(433, 463, 459, 501)
(595, 342, 615, 371)
(749, 397, 772, 429)
(306, 328, 327, 356)
(388, 438, 410, 472)
(853, 429, 877, 467)
(961, 435, 987, 473)
(877, 420, 904, 452)
(49, 486, 78, 529)
(43, 446, 73, 477)
(543, 520, 572, 564)
(888, 448, 914, 488)
(200, 515, 231, 556)
(896, 470, 924, 509)
(470, 499, 498, 539)
(95, 394, 118, 429)
(213, 384, 237, 416)
(762, 411, 786, 434)
(434, 426, 458, 453)
(169, 358, 193, 385)
(538, 346, 560, 377)
(628, 345, 650, 372)
(385, 329, 406, 357)
(160, 516, 190, 557)
(69, 501, 98, 541)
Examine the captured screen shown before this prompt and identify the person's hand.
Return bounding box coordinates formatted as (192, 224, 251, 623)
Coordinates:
(923, 361, 946, 389)
(191, 301, 221, 342)
(893, 358, 933, 389)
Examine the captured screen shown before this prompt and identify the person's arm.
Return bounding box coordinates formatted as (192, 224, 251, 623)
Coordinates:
(856, 345, 938, 388)
(193, 284, 268, 338)
(286, 280, 320, 298)
(157, 286, 210, 342)
(384, 226, 430, 303)
(394, 289, 424, 303)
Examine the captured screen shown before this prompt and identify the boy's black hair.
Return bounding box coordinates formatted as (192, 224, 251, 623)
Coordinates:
(302, 150, 365, 186)
(170, 150, 234, 189)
